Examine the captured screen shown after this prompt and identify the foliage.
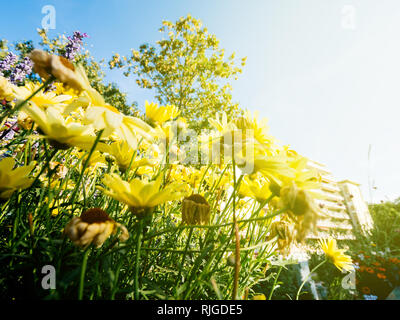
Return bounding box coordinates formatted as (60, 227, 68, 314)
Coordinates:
(254, 263, 303, 300)
(1, 16, 396, 301)
(259, 251, 355, 301)
(0, 32, 322, 299)
(307, 251, 356, 300)
(109, 14, 246, 131)
(367, 198, 400, 252)
(353, 250, 400, 299)
(306, 198, 400, 300)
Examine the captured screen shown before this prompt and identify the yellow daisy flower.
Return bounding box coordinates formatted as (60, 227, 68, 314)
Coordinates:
(145, 101, 180, 125)
(22, 104, 97, 150)
(0, 157, 36, 199)
(84, 105, 154, 149)
(106, 140, 135, 171)
(53, 82, 80, 97)
(279, 182, 318, 217)
(234, 110, 275, 151)
(0, 76, 15, 101)
(238, 176, 253, 198)
(105, 140, 156, 172)
(13, 82, 71, 109)
(280, 149, 321, 191)
(209, 112, 237, 134)
(319, 238, 354, 272)
(154, 122, 174, 142)
(279, 182, 321, 242)
(77, 150, 108, 173)
(247, 176, 273, 203)
(135, 165, 156, 177)
(98, 174, 188, 217)
(250, 153, 296, 184)
(204, 169, 231, 190)
(17, 110, 35, 130)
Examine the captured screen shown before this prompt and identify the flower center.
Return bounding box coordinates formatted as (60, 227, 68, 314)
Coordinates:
(185, 194, 208, 205)
(59, 56, 75, 71)
(80, 208, 112, 224)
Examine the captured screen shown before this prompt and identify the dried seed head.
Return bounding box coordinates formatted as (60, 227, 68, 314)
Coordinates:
(29, 49, 52, 77)
(64, 208, 128, 248)
(227, 253, 236, 267)
(80, 208, 112, 224)
(185, 194, 208, 205)
(268, 219, 296, 255)
(182, 194, 210, 225)
(29, 49, 86, 92)
(280, 182, 318, 217)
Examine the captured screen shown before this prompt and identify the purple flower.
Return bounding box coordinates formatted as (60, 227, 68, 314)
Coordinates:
(0, 52, 18, 73)
(64, 31, 88, 60)
(9, 57, 33, 84)
(0, 52, 33, 84)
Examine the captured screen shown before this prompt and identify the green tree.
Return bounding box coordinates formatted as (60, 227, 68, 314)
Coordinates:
(368, 198, 400, 251)
(0, 39, 8, 59)
(109, 14, 246, 131)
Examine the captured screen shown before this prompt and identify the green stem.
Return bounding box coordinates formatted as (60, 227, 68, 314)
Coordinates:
(268, 265, 283, 300)
(231, 151, 241, 300)
(175, 227, 194, 287)
(296, 259, 326, 300)
(69, 129, 104, 204)
(197, 163, 211, 194)
(78, 248, 90, 300)
(232, 217, 240, 300)
(134, 219, 144, 300)
(30, 147, 58, 188)
(143, 207, 287, 240)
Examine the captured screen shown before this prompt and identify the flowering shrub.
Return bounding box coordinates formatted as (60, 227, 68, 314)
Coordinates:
(0, 52, 33, 85)
(368, 198, 400, 252)
(3, 18, 391, 301)
(354, 252, 400, 299)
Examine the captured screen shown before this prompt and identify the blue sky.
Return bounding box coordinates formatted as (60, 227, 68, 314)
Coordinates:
(2, 0, 400, 202)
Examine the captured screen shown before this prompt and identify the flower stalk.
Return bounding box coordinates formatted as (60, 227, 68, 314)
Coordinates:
(296, 259, 326, 300)
(134, 219, 144, 300)
(79, 247, 91, 300)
